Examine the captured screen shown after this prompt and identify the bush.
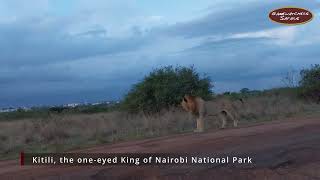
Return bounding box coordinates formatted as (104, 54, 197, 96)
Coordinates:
(121, 66, 213, 113)
(240, 88, 250, 94)
(299, 64, 320, 103)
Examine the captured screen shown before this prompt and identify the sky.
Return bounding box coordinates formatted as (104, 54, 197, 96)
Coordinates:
(0, 0, 319, 108)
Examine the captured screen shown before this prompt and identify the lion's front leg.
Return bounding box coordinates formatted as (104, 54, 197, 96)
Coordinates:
(194, 117, 204, 132)
(187, 112, 197, 132)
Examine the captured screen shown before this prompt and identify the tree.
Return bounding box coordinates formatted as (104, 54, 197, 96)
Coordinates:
(281, 69, 299, 88)
(299, 64, 320, 103)
(240, 88, 250, 94)
(121, 65, 213, 113)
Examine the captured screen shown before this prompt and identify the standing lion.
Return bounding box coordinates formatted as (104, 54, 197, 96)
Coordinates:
(181, 95, 242, 132)
(181, 95, 206, 132)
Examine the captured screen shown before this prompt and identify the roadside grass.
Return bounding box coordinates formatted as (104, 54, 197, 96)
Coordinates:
(1, 92, 319, 160)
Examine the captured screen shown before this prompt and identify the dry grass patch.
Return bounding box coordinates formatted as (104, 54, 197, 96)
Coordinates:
(0, 95, 319, 160)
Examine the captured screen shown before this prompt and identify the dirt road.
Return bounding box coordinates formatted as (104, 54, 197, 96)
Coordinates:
(1, 117, 320, 180)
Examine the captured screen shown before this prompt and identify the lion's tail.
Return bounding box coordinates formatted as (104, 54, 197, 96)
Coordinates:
(207, 110, 232, 118)
(207, 113, 220, 117)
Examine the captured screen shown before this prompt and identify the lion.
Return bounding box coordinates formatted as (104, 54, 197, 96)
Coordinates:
(181, 95, 243, 132)
(211, 98, 243, 129)
(181, 95, 206, 132)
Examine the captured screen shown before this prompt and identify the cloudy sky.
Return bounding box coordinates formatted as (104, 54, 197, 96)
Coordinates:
(0, 0, 319, 108)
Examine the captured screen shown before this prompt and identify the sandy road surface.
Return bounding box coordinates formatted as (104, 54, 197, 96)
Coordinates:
(1, 117, 320, 180)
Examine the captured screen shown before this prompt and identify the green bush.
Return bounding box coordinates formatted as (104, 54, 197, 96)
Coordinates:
(299, 64, 320, 103)
(121, 66, 213, 113)
(240, 88, 250, 94)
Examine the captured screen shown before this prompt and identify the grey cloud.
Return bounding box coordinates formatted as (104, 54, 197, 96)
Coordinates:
(0, 20, 149, 67)
(1, 0, 319, 107)
(76, 29, 108, 37)
(142, 32, 320, 92)
(156, 0, 319, 38)
(1, 0, 318, 68)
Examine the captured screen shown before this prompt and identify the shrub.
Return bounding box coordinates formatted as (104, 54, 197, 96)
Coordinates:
(121, 66, 213, 113)
(299, 64, 320, 103)
(240, 88, 250, 94)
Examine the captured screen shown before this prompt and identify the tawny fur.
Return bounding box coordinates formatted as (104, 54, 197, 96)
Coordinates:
(181, 95, 242, 132)
(207, 97, 243, 129)
(181, 95, 206, 132)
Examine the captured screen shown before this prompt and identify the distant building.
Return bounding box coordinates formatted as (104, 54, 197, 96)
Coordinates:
(0, 107, 32, 113)
(21, 107, 31, 111)
(92, 102, 102, 106)
(0, 100, 117, 113)
(64, 103, 80, 108)
(0, 107, 18, 113)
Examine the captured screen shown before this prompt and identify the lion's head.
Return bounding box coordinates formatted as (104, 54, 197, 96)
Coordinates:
(181, 95, 195, 113)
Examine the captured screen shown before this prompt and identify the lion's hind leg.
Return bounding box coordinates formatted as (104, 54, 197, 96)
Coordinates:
(220, 110, 237, 128)
(233, 117, 238, 127)
(219, 111, 227, 129)
(229, 111, 239, 127)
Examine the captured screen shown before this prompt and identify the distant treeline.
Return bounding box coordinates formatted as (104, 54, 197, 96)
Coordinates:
(219, 87, 300, 100)
(0, 103, 120, 121)
(1, 64, 319, 121)
(0, 87, 300, 121)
